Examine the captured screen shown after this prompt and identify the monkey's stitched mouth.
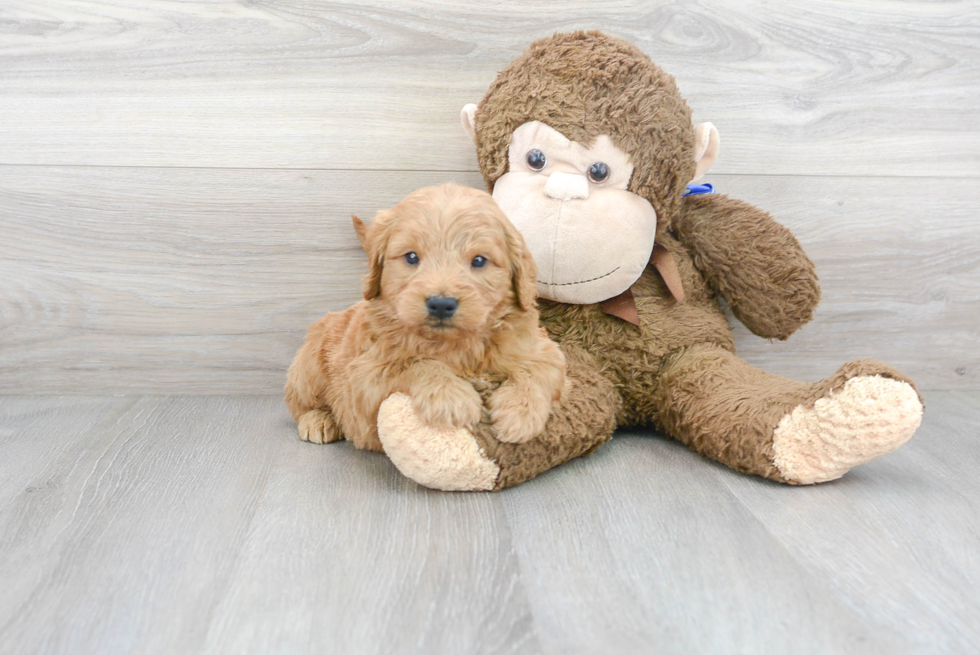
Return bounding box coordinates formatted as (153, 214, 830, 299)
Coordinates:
(540, 266, 620, 287)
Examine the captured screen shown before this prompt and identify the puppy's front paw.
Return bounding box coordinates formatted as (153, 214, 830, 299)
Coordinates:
(298, 409, 342, 445)
(412, 377, 483, 430)
(489, 383, 551, 444)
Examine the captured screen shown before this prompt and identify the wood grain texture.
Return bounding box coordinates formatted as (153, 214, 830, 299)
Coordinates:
(0, 395, 537, 655)
(1, 0, 978, 175)
(0, 396, 130, 507)
(200, 416, 537, 655)
(498, 440, 903, 655)
(716, 391, 980, 653)
(0, 392, 977, 653)
(0, 166, 479, 394)
(0, 396, 282, 655)
(1, 168, 976, 393)
(726, 175, 980, 389)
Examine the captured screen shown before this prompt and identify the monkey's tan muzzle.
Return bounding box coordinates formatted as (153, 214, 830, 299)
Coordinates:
(493, 172, 657, 305)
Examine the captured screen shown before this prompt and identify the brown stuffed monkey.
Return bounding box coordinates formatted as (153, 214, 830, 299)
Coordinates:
(374, 31, 923, 491)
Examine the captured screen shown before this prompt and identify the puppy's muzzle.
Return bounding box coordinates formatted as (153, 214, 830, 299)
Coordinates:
(426, 296, 458, 321)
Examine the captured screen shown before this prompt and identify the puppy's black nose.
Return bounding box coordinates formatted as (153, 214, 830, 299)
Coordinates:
(426, 296, 458, 319)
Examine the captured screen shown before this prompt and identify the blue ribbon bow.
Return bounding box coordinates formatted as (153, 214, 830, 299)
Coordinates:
(683, 183, 715, 196)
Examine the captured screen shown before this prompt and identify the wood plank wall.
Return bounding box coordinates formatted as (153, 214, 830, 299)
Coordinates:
(1, 1, 978, 393)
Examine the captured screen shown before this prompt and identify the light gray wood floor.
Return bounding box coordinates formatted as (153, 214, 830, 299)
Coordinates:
(1, 391, 977, 654)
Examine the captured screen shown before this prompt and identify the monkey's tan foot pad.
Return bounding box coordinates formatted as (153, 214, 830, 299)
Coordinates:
(772, 376, 923, 484)
(298, 409, 342, 445)
(377, 393, 499, 491)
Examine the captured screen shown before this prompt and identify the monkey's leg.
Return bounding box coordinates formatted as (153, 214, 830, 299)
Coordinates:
(377, 345, 619, 491)
(653, 344, 923, 484)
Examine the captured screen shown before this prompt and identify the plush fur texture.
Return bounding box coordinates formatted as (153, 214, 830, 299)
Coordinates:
(380, 344, 617, 491)
(285, 184, 565, 451)
(492, 121, 660, 304)
(675, 193, 821, 339)
(373, 31, 923, 490)
(378, 392, 501, 491)
(771, 374, 923, 483)
(474, 31, 695, 241)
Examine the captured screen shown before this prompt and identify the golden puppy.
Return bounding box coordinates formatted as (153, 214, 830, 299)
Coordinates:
(284, 183, 565, 452)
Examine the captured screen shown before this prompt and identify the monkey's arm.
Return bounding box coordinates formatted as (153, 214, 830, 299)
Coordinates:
(672, 193, 821, 340)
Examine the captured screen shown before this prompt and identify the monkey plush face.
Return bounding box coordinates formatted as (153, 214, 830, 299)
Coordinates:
(461, 31, 720, 307)
(490, 121, 658, 304)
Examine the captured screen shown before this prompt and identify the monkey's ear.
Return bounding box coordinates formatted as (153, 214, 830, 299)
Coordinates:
(351, 215, 369, 254)
(460, 104, 478, 144)
(691, 122, 720, 182)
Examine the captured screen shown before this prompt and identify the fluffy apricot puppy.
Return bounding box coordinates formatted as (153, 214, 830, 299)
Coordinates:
(284, 183, 565, 452)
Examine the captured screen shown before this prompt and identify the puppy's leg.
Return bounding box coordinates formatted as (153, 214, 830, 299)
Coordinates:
(285, 333, 328, 422)
(407, 360, 483, 430)
(344, 355, 400, 453)
(297, 408, 343, 445)
(341, 412, 385, 453)
(490, 337, 566, 444)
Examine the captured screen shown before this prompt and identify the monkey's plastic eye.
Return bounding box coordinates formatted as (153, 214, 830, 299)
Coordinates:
(404, 252, 419, 266)
(526, 149, 547, 171)
(471, 255, 488, 269)
(588, 162, 609, 183)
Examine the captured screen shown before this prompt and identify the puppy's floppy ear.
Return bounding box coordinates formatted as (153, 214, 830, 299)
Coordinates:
(358, 210, 394, 300)
(351, 215, 369, 254)
(503, 220, 538, 312)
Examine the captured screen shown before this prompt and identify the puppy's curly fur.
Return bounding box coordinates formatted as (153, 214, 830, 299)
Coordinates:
(285, 184, 565, 451)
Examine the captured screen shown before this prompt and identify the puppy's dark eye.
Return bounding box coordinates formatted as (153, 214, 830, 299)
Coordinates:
(526, 149, 547, 171)
(404, 252, 419, 266)
(588, 162, 609, 183)
(471, 255, 488, 269)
